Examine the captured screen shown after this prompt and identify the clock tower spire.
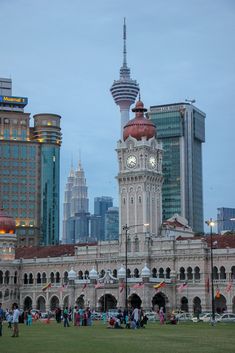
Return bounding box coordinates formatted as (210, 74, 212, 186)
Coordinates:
(116, 99, 163, 244)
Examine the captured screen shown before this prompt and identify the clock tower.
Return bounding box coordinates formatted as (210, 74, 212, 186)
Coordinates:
(116, 100, 163, 243)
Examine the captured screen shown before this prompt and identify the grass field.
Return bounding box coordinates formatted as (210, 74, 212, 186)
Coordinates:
(1, 320, 235, 353)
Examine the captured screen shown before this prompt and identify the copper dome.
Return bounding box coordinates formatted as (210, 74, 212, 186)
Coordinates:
(123, 100, 156, 141)
(0, 208, 16, 234)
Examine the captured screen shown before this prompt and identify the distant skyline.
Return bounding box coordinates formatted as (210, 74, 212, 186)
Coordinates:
(1, 0, 235, 235)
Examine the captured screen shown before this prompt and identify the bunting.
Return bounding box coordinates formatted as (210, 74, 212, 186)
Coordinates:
(94, 282, 105, 289)
(119, 283, 125, 293)
(225, 281, 233, 293)
(42, 282, 52, 292)
(153, 281, 166, 290)
(132, 282, 144, 289)
(177, 282, 188, 293)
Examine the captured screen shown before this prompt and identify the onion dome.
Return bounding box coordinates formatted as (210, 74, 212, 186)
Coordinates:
(117, 265, 126, 279)
(141, 263, 151, 278)
(89, 267, 98, 280)
(123, 100, 156, 141)
(68, 267, 76, 280)
(0, 208, 16, 234)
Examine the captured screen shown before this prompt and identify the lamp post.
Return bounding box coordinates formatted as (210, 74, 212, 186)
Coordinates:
(205, 219, 215, 325)
(122, 223, 149, 312)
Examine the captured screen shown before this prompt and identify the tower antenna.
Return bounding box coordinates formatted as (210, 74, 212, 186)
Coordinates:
(123, 17, 127, 67)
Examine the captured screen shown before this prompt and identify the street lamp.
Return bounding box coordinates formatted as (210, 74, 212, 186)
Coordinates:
(122, 223, 149, 312)
(205, 219, 215, 325)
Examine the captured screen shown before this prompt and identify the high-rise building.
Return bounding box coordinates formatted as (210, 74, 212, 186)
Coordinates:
(110, 19, 139, 138)
(62, 161, 89, 244)
(94, 196, 113, 241)
(217, 207, 235, 234)
(0, 79, 62, 246)
(148, 102, 205, 233)
(104, 207, 119, 241)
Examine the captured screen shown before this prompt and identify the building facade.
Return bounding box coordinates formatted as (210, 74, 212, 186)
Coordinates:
(217, 207, 235, 234)
(94, 197, 113, 241)
(149, 103, 205, 234)
(0, 79, 61, 246)
(104, 207, 119, 241)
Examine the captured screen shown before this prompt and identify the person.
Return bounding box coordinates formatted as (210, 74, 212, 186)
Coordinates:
(107, 316, 115, 328)
(159, 307, 165, 325)
(12, 304, 20, 337)
(132, 307, 140, 328)
(63, 307, 69, 327)
(27, 310, 32, 326)
(6, 311, 13, 329)
(0, 303, 4, 336)
(140, 314, 148, 328)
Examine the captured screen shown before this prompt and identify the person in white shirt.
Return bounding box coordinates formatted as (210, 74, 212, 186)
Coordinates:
(12, 304, 20, 337)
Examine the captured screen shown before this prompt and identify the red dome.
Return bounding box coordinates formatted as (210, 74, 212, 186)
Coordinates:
(123, 100, 156, 141)
(0, 208, 16, 234)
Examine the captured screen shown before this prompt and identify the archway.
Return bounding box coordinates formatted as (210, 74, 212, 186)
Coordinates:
(193, 297, 202, 315)
(76, 295, 85, 309)
(152, 292, 167, 312)
(232, 296, 235, 314)
(36, 296, 46, 311)
(180, 296, 188, 312)
(24, 296, 32, 310)
(50, 296, 59, 311)
(98, 294, 117, 312)
(63, 295, 69, 309)
(129, 293, 142, 309)
(215, 294, 227, 314)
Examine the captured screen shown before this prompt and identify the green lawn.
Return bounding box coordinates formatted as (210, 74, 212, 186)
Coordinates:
(1, 320, 235, 353)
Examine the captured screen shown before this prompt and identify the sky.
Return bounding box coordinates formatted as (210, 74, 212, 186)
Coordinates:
(1, 0, 235, 235)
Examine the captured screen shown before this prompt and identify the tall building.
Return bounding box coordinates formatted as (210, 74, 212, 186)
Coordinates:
(94, 196, 113, 241)
(105, 207, 119, 241)
(0, 78, 62, 246)
(62, 161, 89, 244)
(110, 19, 139, 138)
(117, 99, 163, 241)
(217, 207, 235, 234)
(149, 102, 205, 233)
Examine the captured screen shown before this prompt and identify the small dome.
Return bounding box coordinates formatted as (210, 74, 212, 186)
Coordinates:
(0, 208, 16, 235)
(117, 265, 126, 279)
(123, 100, 156, 141)
(141, 263, 151, 278)
(89, 267, 98, 280)
(68, 267, 76, 280)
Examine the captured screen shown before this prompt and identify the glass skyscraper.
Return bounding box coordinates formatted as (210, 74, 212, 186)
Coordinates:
(0, 79, 62, 246)
(94, 196, 113, 241)
(217, 207, 235, 234)
(149, 103, 205, 233)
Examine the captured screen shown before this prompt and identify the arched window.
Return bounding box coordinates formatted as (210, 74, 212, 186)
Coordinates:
(159, 268, 164, 279)
(123, 198, 126, 205)
(29, 273, 33, 284)
(84, 270, 89, 279)
(113, 269, 117, 278)
(152, 268, 157, 278)
(213, 266, 219, 280)
(220, 266, 226, 280)
(127, 269, 131, 278)
(180, 267, 185, 280)
(166, 267, 171, 279)
(99, 269, 105, 278)
(63, 271, 68, 284)
(55, 272, 60, 283)
(194, 267, 200, 280)
(4, 271, 10, 284)
(138, 196, 142, 203)
(130, 197, 134, 204)
(0, 271, 3, 284)
(24, 273, 28, 285)
(37, 273, 41, 284)
(14, 271, 17, 284)
(134, 268, 139, 278)
(78, 271, 83, 280)
(231, 266, 235, 281)
(42, 272, 47, 284)
(134, 237, 139, 252)
(50, 272, 55, 283)
(187, 267, 193, 281)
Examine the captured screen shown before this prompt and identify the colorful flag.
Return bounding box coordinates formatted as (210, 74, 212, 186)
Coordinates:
(42, 282, 52, 292)
(215, 287, 221, 299)
(82, 283, 87, 290)
(95, 282, 105, 289)
(132, 282, 144, 289)
(119, 283, 125, 293)
(225, 281, 232, 293)
(153, 281, 166, 289)
(177, 282, 188, 293)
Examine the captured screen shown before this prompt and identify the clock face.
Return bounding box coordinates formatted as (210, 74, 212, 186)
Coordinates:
(126, 155, 137, 168)
(149, 156, 157, 168)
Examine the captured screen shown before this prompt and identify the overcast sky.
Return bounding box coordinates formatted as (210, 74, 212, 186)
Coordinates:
(1, 0, 235, 235)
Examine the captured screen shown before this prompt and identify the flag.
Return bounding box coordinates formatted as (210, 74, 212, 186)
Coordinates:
(132, 283, 144, 289)
(215, 287, 221, 299)
(59, 284, 67, 293)
(119, 283, 125, 293)
(95, 282, 105, 289)
(205, 277, 210, 293)
(177, 282, 188, 293)
(82, 283, 87, 290)
(225, 281, 232, 293)
(42, 283, 52, 292)
(153, 281, 166, 289)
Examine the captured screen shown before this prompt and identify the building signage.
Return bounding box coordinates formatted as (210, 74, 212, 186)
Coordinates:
(0, 95, 28, 105)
